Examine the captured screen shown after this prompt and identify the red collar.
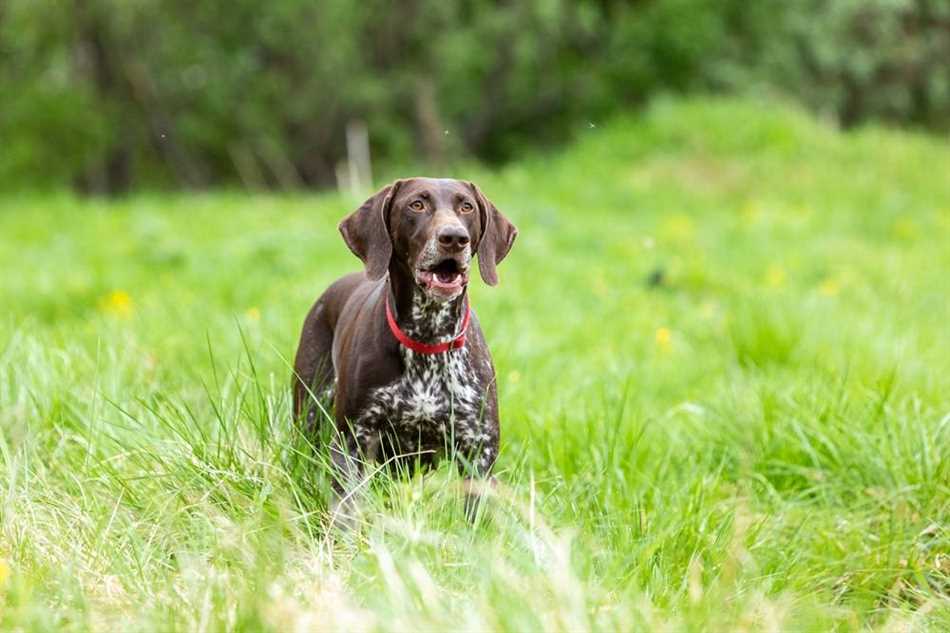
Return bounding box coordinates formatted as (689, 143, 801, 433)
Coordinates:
(385, 293, 471, 354)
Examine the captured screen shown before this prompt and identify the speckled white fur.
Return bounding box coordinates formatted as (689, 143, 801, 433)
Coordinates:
(353, 283, 496, 474)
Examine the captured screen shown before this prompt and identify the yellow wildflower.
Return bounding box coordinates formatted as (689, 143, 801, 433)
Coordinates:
(246, 307, 261, 321)
(662, 214, 694, 241)
(740, 200, 762, 225)
(765, 265, 786, 288)
(819, 278, 841, 297)
(655, 327, 672, 351)
(100, 290, 134, 318)
(893, 218, 918, 240)
(0, 557, 9, 586)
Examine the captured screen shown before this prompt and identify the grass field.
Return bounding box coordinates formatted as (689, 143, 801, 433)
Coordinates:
(1, 98, 948, 631)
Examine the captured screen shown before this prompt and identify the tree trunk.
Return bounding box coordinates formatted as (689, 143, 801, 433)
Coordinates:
(72, 0, 132, 195)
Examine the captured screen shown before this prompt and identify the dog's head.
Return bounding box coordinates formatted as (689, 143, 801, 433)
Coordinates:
(339, 177, 517, 301)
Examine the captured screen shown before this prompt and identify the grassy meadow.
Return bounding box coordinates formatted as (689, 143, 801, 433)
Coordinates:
(1, 98, 948, 631)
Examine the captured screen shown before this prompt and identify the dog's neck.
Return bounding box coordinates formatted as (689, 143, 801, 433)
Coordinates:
(388, 268, 467, 344)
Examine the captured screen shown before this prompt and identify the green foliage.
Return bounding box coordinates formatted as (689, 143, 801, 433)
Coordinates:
(752, 0, 950, 128)
(1, 98, 949, 629)
(2, 0, 949, 192)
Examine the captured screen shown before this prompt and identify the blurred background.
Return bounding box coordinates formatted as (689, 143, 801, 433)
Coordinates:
(2, 0, 949, 195)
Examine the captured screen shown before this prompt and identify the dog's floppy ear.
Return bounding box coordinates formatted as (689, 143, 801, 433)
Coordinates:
(469, 182, 517, 286)
(338, 181, 402, 281)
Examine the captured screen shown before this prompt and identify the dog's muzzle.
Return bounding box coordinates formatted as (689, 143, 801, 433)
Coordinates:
(415, 240, 470, 300)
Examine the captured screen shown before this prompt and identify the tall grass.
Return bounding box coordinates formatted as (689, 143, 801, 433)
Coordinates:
(1, 98, 948, 630)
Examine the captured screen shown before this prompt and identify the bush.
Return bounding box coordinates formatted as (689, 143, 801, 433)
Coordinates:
(1, 0, 947, 192)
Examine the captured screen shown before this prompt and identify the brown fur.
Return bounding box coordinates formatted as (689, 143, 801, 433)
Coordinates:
(292, 178, 516, 524)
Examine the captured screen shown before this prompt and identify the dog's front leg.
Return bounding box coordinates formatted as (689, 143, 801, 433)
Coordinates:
(455, 437, 498, 522)
(328, 434, 364, 531)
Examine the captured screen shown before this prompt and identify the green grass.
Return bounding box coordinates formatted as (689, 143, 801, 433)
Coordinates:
(1, 97, 948, 631)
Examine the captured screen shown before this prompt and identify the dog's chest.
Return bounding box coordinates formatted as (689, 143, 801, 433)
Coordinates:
(353, 290, 493, 456)
(361, 348, 481, 433)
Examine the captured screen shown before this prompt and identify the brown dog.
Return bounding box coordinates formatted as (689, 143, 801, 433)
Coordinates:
(292, 178, 517, 523)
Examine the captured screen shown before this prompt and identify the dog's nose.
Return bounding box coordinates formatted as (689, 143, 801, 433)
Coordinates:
(437, 225, 470, 251)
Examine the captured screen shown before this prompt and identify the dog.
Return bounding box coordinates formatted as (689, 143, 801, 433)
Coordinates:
(292, 177, 517, 524)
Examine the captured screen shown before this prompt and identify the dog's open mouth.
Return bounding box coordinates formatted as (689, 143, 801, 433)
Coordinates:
(416, 258, 469, 297)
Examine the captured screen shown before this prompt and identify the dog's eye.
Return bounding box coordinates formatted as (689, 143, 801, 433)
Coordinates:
(409, 200, 425, 212)
(459, 201, 474, 214)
